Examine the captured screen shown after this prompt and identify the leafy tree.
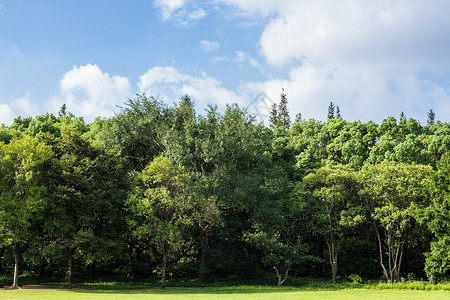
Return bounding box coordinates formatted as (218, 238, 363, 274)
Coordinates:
(43, 132, 127, 284)
(303, 165, 360, 282)
(0, 136, 52, 288)
(91, 94, 170, 171)
(357, 162, 432, 282)
(422, 154, 450, 282)
(127, 157, 193, 288)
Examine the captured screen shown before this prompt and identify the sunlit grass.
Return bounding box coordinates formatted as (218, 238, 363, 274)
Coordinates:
(0, 286, 449, 300)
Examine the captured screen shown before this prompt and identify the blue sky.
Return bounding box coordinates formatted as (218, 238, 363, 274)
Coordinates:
(1, 0, 450, 125)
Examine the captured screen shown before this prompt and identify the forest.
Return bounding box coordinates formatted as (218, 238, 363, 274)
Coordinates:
(0, 92, 449, 289)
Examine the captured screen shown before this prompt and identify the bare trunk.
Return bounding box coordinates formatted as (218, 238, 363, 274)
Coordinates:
(326, 233, 338, 283)
(11, 243, 20, 289)
(373, 221, 390, 282)
(161, 245, 167, 289)
(67, 248, 75, 285)
(274, 266, 289, 286)
(198, 230, 207, 283)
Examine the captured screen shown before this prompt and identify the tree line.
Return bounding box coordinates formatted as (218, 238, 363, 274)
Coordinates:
(0, 93, 449, 288)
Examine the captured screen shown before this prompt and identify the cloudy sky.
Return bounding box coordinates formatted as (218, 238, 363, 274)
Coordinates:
(1, 0, 450, 125)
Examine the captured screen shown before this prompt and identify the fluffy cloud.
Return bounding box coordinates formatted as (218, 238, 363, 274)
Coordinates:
(220, 0, 450, 69)
(139, 66, 244, 110)
(216, 0, 450, 123)
(49, 64, 131, 122)
(199, 40, 220, 52)
(0, 104, 15, 126)
(154, 0, 206, 26)
(242, 61, 450, 123)
(154, 0, 188, 20)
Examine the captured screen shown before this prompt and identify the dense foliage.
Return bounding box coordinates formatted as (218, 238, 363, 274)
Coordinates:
(0, 94, 449, 288)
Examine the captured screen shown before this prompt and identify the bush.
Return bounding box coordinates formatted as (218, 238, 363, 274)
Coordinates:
(348, 274, 362, 284)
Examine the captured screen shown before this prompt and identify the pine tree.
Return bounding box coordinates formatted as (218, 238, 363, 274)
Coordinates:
(269, 103, 278, 130)
(278, 89, 291, 129)
(327, 102, 335, 120)
(295, 113, 302, 123)
(181, 94, 193, 107)
(58, 104, 67, 117)
(336, 106, 342, 120)
(427, 109, 435, 126)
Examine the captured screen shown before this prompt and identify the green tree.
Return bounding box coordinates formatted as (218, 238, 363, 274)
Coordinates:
(422, 154, 450, 282)
(327, 102, 335, 120)
(127, 157, 193, 288)
(269, 103, 278, 130)
(357, 161, 432, 282)
(43, 132, 127, 284)
(303, 165, 360, 282)
(427, 109, 435, 126)
(335, 106, 342, 120)
(278, 89, 290, 129)
(0, 136, 52, 288)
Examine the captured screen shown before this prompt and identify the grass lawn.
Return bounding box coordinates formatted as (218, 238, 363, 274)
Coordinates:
(0, 286, 449, 300)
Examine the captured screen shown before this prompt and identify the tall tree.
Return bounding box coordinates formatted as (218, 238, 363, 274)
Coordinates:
(327, 102, 335, 120)
(427, 109, 435, 126)
(278, 89, 291, 129)
(357, 162, 432, 282)
(335, 106, 342, 120)
(0, 136, 52, 288)
(127, 157, 193, 288)
(303, 165, 360, 282)
(43, 132, 128, 285)
(423, 154, 450, 282)
(269, 103, 278, 130)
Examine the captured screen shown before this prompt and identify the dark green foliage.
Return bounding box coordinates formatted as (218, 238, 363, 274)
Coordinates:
(327, 102, 335, 120)
(0, 95, 449, 286)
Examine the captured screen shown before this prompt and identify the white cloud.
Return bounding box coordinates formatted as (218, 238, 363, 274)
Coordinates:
(219, 0, 450, 69)
(199, 40, 220, 52)
(188, 8, 206, 20)
(241, 61, 450, 123)
(215, 0, 450, 123)
(155, 0, 188, 20)
(0, 104, 15, 126)
(139, 66, 244, 110)
(11, 92, 37, 116)
(154, 0, 206, 26)
(49, 64, 132, 123)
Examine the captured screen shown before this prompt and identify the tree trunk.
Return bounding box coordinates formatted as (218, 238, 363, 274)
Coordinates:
(326, 233, 338, 283)
(89, 263, 95, 279)
(161, 244, 167, 289)
(274, 266, 289, 286)
(39, 259, 46, 278)
(373, 221, 390, 282)
(198, 230, 207, 283)
(0, 247, 5, 274)
(11, 243, 20, 289)
(67, 248, 75, 285)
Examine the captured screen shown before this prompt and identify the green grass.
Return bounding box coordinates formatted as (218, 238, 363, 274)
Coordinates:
(0, 286, 449, 300)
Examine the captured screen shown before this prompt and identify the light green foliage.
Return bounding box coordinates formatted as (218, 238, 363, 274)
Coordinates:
(0, 136, 52, 245)
(423, 154, 450, 282)
(303, 165, 360, 282)
(357, 161, 432, 282)
(127, 156, 193, 287)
